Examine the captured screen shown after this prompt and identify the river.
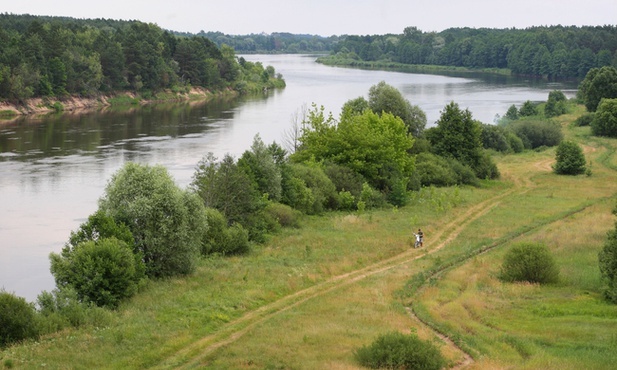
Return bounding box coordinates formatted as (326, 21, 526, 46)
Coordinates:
(0, 54, 578, 302)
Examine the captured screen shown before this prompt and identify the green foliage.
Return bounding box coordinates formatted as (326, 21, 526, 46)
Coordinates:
(66, 209, 134, 253)
(238, 135, 282, 202)
(0, 291, 40, 348)
(36, 287, 112, 331)
(481, 123, 511, 152)
(599, 204, 617, 304)
(199, 208, 251, 256)
(288, 163, 337, 214)
(322, 25, 616, 79)
(578, 66, 617, 112)
(0, 14, 283, 101)
(368, 81, 427, 136)
(591, 98, 617, 137)
(323, 162, 366, 199)
(505, 104, 519, 120)
(100, 162, 203, 278)
(552, 140, 587, 175)
(415, 153, 458, 187)
(354, 331, 446, 370)
(360, 182, 387, 209)
(427, 102, 482, 167)
(544, 90, 568, 118)
(518, 100, 539, 117)
(294, 105, 415, 194)
(263, 202, 302, 228)
(342, 96, 369, 116)
(427, 102, 499, 179)
(50, 238, 145, 308)
(506, 119, 563, 149)
(193, 153, 261, 227)
(499, 242, 560, 284)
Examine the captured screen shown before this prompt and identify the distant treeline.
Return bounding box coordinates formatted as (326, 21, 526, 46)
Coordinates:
(320, 26, 617, 79)
(177, 31, 341, 54)
(0, 14, 285, 103)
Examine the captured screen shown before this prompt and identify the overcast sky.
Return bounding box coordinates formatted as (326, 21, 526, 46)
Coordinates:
(3, 0, 617, 36)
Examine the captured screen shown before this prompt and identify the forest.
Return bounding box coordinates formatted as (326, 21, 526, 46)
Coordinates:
(0, 14, 285, 103)
(320, 25, 617, 79)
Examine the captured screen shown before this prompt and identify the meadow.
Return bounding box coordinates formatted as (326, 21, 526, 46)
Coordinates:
(2, 107, 616, 369)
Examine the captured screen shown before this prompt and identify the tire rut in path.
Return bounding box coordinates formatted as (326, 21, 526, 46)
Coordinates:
(156, 185, 521, 369)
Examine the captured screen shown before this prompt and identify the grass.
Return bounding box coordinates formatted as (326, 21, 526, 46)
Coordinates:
(2, 106, 617, 369)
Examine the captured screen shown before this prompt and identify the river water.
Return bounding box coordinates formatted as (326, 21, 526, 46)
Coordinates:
(0, 54, 577, 302)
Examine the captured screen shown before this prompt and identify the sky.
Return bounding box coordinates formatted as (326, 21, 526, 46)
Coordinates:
(3, 0, 617, 36)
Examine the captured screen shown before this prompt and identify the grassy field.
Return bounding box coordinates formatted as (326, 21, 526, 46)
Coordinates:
(2, 107, 617, 369)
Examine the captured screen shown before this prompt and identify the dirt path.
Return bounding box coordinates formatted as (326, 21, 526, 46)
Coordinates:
(153, 179, 528, 369)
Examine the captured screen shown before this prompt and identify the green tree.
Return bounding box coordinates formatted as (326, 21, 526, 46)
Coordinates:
(599, 205, 617, 303)
(0, 291, 40, 348)
(50, 238, 145, 308)
(552, 140, 587, 175)
(368, 81, 427, 137)
(519, 100, 539, 117)
(192, 153, 261, 228)
(294, 106, 415, 192)
(544, 90, 568, 118)
(426, 102, 483, 170)
(65, 209, 134, 252)
(238, 135, 282, 202)
(505, 104, 519, 120)
(99, 163, 204, 278)
(578, 66, 617, 112)
(591, 98, 617, 137)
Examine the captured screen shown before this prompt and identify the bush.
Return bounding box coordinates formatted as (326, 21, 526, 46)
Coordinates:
(599, 207, 617, 303)
(50, 238, 146, 308)
(0, 291, 40, 347)
(508, 119, 563, 149)
(354, 331, 445, 370)
(202, 208, 251, 255)
(473, 151, 500, 180)
(289, 163, 337, 214)
(66, 209, 134, 253)
(552, 140, 587, 175)
(591, 98, 617, 137)
(36, 287, 112, 331)
(415, 153, 458, 187)
(264, 202, 302, 228)
(499, 242, 560, 284)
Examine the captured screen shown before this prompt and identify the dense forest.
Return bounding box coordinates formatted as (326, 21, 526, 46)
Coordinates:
(178, 31, 340, 54)
(0, 14, 285, 103)
(320, 25, 617, 79)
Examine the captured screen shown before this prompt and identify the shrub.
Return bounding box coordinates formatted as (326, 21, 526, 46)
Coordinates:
(354, 331, 445, 370)
(201, 208, 251, 255)
(36, 287, 112, 331)
(323, 162, 365, 199)
(264, 202, 302, 228)
(508, 119, 563, 149)
(499, 242, 560, 284)
(552, 140, 587, 175)
(591, 98, 617, 137)
(0, 291, 40, 347)
(50, 238, 146, 308)
(544, 90, 568, 118)
(599, 207, 617, 303)
(474, 151, 500, 180)
(289, 163, 337, 214)
(415, 153, 458, 187)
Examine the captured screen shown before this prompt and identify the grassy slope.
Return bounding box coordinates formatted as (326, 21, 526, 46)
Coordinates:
(2, 106, 617, 369)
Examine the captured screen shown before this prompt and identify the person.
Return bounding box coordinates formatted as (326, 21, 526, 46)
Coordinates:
(415, 228, 424, 248)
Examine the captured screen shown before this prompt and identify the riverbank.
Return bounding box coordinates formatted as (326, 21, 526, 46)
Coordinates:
(0, 87, 238, 121)
(316, 55, 513, 77)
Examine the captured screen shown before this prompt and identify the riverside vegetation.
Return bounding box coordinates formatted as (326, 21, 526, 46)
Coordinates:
(3, 72, 617, 368)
